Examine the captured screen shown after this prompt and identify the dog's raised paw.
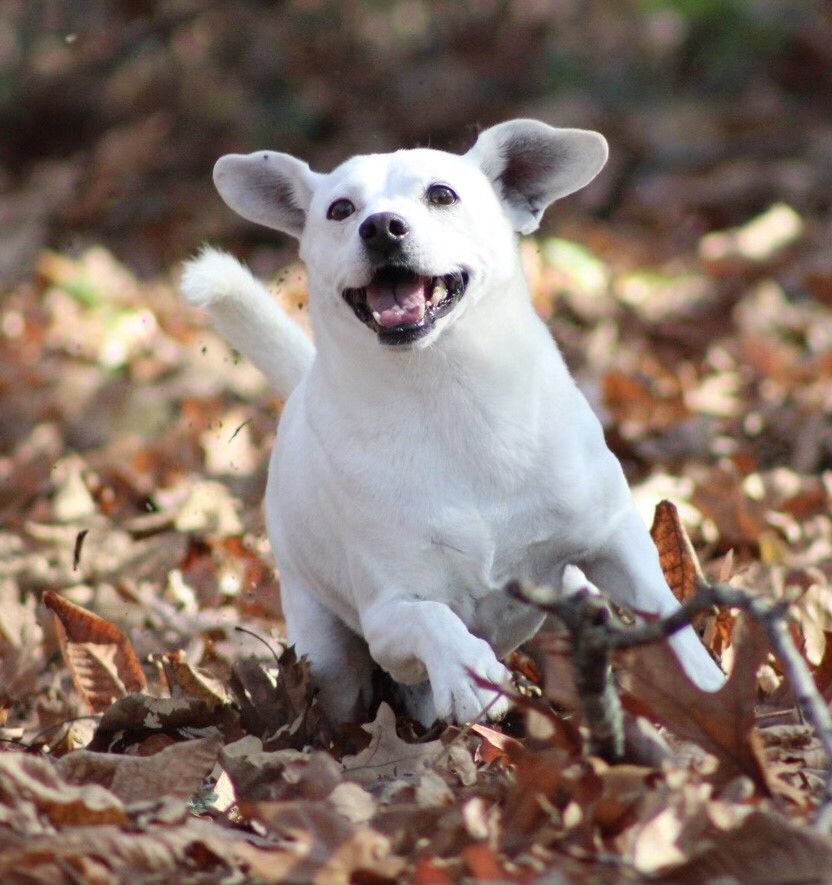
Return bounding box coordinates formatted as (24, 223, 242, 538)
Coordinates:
(430, 640, 512, 723)
(180, 247, 255, 308)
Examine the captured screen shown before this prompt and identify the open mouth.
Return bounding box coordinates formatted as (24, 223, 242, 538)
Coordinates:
(343, 266, 469, 345)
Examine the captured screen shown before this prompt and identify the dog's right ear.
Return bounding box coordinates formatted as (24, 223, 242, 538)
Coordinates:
(213, 152, 321, 239)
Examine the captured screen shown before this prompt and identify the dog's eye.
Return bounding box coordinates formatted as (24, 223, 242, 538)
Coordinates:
(427, 184, 458, 206)
(327, 199, 355, 221)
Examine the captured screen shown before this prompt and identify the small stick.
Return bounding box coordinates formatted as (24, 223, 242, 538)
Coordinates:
(508, 578, 832, 827)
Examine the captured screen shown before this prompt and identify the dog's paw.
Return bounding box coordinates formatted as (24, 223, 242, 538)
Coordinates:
(430, 638, 512, 723)
(180, 247, 254, 308)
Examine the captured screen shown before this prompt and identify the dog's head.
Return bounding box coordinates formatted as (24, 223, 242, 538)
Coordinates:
(213, 120, 607, 348)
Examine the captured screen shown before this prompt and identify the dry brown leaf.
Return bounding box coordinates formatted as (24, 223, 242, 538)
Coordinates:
(471, 723, 523, 765)
(537, 637, 580, 711)
(411, 855, 456, 884)
(0, 818, 245, 883)
(229, 648, 332, 751)
(88, 692, 240, 752)
(649, 499, 704, 604)
(0, 579, 44, 705)
(161, 651, 230, 705)
(0, 751, 126, 829)
(656, 809, 832, 883)
(220, 740, 343, 803)
(691, 465, 768, 549)
(57, 734, 222, 804)
(502, 747, 569, 841)
(812, 629, 832, 703)
(619, 614, 774, 792)
(629, 781, 713, 875)
(593, 763, 655, 835)
(241, 800, 405, 884)
(43, 590, 146, 713)
(341, 703, 445, 785)
(462, 843, 508, 881)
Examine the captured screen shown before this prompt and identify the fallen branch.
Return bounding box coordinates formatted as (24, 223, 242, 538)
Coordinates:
(506, 578, 832, 829)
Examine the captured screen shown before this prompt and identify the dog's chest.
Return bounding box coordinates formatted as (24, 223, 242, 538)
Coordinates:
(309, 377, 592, 578)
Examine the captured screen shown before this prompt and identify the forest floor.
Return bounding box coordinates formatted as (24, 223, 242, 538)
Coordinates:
(2, 191, 832, 882)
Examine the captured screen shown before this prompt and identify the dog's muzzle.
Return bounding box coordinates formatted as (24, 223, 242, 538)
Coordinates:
(342, 265, 469, 345)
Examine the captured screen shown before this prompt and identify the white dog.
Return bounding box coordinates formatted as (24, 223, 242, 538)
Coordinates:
(182, 119, 724, 725)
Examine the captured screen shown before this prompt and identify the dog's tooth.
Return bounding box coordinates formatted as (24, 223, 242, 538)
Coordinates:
(430, 280, 447, 306)
(372, 310, 382, 324)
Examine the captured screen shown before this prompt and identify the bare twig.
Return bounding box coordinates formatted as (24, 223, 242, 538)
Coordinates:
(507, 578, 832, 828)
(506, 583, 626, 761)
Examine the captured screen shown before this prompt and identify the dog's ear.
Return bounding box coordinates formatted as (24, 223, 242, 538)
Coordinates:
(466, 119, 608, 235)
(213, 152, 321, 238)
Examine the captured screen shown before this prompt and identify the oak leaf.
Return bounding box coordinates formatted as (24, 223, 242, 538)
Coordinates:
(161, 651, 230, 706)
(221, 739, 343, 803)
(229, 647, 332, 751)
(618, 614, 773, 792)
(0, 817, 250, 882)
(341, 703, 447, 784)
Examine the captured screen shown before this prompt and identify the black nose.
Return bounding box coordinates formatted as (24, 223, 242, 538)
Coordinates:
(358, 212, 409, 255)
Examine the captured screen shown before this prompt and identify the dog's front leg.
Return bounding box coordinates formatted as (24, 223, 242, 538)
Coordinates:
(361, 599, 512, 724)
(280, 574, 377, 724)
(580, 508, 726, 690)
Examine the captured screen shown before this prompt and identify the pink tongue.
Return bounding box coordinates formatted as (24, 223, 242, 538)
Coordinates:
(366, 277, 426, 328)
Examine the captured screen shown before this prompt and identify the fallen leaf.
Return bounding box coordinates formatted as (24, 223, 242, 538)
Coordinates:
(43, 590, 146, 712)
(619, 614, 773, 792)
(471, 723, 523, 765)
(0, 817, 246, 882)
(502, 747, 569, 842)
(649, 499, 705, 604)
(463, 843, 508, 882)
(241, 800, 405, 884)
(221, 741, 343, 803)
(0, 751, 127, 828)
(57, 734, 222, 804)
(341, 703, 444, 784)
(229, 648, 332, 751)
(812, 629, 832, 703)
(0, 580, 44, 705)
(411, 855, 455, 884)
(161, 651, 230, 705)
(88, 692, 240, 752)
(593, 763, 655, 835)
(656, 809, 832, 883)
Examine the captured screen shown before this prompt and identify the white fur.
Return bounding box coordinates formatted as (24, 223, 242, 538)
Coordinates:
(182, 120, 724, 724)
(181, 246, 314, 396)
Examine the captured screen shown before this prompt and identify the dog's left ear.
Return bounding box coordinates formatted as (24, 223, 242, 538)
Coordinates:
(466, 119, 608, 235)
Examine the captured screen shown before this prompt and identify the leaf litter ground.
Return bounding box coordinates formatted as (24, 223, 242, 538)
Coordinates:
(2, 208, 832, 882)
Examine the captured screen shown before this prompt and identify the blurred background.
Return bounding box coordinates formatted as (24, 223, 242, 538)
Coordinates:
(2, 0, 830, 279)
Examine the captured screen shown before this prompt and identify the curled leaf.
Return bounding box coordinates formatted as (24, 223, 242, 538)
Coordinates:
(649, 499, 704, 604)
(44, 590, 146, 713)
